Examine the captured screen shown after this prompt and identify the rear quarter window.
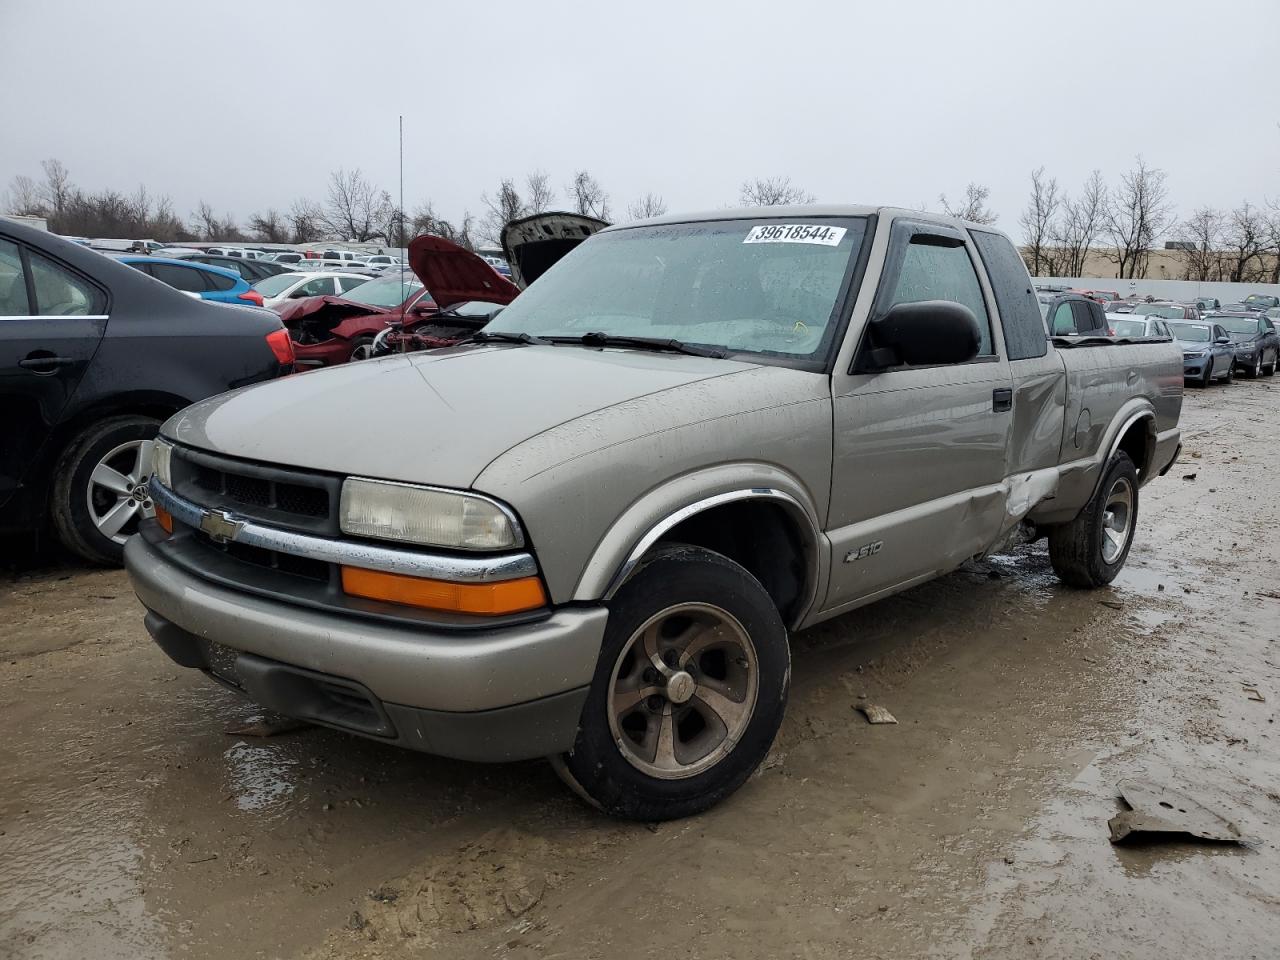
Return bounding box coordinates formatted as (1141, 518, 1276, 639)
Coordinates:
(971, 230, 1048, 360)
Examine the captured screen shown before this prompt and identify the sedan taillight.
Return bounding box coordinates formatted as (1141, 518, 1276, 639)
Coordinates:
(239, 289, 265, 307)
(265, 327, 295, 365)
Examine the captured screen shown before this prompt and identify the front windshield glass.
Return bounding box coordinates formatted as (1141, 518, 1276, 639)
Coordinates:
(253, 273, 305, 296)
(1110, 319, 1147, 338)
(1168, 322, 1210, 342)
(482, 218, 868, 362)
(340, 275, 423, 307)
(1217, 317, 1258, 335)
(1134, 304, 1181, 318)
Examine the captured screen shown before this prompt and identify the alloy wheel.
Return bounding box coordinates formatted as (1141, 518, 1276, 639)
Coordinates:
(86, 440, 155, 545)
(607, 602, 759, 780)
(1100, 475, 1134, 564)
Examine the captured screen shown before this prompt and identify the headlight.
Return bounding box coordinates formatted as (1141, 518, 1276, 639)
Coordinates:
(339, 477, 522, 550)
(152, 438, 173, 487)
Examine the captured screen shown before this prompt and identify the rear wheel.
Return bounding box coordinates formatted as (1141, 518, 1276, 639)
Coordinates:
(555, 545, 789, 820)
(1048, 452, 1138, 588)
(51, 415, 160, 566)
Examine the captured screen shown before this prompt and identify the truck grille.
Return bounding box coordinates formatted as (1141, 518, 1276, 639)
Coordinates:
(170, 445, 340, 536)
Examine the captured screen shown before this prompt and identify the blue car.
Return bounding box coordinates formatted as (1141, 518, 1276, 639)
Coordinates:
(116, 256, 265, 307)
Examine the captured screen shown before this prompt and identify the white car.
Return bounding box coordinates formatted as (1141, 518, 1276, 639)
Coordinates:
(206, 246, 266, 260)
(252, 271, 373, 308)
(364, 254, 404, 268)
(267, 251, 306, 266)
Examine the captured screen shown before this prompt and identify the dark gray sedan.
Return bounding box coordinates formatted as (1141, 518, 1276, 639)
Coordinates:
(1169, 320, 1235, 387)
(1211, 312, 1280, 378)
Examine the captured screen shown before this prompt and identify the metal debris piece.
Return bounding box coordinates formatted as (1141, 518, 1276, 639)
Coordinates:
(1099, 599, 1124, 610)
(225, 715, 312, 738)
(856, 703, 898, 725)
(1108, 779, 1243, 844)
(1243, 686, 1266, 703)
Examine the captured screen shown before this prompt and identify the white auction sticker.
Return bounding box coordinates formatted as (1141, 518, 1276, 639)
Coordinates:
(743, 224, 847, 246)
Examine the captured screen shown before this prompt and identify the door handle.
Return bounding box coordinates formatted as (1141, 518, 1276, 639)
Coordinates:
(992, 387, 1013, 412)
(19, 355, 76, 371)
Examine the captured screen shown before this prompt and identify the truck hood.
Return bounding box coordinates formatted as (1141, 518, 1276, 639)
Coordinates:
(163, 346, 757, 489)
(501, 212, 609, 288)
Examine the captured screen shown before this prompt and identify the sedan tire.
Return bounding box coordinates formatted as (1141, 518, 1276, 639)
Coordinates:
(1264, 351, 1277, 377)
(51, 415, 160, 566)
(554, 545, 789, 821)
(1048, 452, 1139, 588)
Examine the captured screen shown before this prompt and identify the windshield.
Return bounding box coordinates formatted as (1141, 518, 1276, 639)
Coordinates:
(253, 273, 305, 297)
(1168, 322, 1211, 343)
(482, 218, 867, 362)
(1244, 295, 1274, 305)
(1217, 317, 1258, 335)
(339, 275, 423, 308)
(1109, 319, 1148, 338)
(1134, 304, 1182, 318)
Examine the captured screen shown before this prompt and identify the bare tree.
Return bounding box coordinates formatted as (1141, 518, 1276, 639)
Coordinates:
(1103, 157, 1172, 279)
(287, 199, 325, 243)
(249, 208, 289, 243)
(128, 184, 152, 228)
(568, 170, 610, 220)
(411, 201, 477, 250)
(193, 200, 220, 240)
(1219, 201, 1272, 283)
(6, 174, 44, 215)
(1176, 207, 1225, 281)
(1019, 167, 1060, 275)
(1054, 170, 1107, 278)
(1266, 201, 1280, 284)
(41, 158, 72, 218)
(739, 176, 814, 206)
(525, 171, 555, 214)
(939, 182, 997, 224)
(322, 167, 381, 241)
(481, 178, 526, 243)
(626, 192, 668, 221)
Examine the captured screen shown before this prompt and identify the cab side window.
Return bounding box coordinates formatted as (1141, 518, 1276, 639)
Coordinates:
(888, 241, 993, 356)
(0, 239, 32, 316)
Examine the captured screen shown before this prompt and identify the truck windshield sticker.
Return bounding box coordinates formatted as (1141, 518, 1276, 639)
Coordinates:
(743, 224, 847, 246)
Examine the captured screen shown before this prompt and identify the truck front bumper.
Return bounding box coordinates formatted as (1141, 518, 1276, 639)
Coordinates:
(125, 534, 607, 762)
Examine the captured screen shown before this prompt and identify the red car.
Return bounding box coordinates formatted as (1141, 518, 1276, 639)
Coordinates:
(274, 274, 434, 366)
(1071, 288, 1121, 305)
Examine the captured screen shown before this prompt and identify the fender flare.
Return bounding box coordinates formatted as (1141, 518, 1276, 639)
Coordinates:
(571, 465, 827, 628)
(1093, 403, 1157, 494)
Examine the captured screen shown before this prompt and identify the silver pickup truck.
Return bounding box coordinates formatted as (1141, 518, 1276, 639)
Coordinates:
(126, 205, 1182, 820)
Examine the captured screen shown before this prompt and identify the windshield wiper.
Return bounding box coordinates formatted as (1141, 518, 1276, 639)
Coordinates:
(466, 331, 550, 346)
(558, 331, 727, 359)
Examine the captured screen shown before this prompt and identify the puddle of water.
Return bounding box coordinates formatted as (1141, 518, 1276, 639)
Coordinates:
(222, 740, 299, 813)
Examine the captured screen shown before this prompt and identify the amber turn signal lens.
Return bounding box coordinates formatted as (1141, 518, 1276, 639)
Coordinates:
(340, 567, 546, 615)
(155, 506, 174, 534)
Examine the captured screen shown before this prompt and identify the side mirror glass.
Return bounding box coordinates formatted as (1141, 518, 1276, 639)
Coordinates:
(862, 300, 981, 369)
(1214, 336, 1230, 345)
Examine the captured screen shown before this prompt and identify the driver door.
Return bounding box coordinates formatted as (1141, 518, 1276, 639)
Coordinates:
(823, 220, 1013, 613)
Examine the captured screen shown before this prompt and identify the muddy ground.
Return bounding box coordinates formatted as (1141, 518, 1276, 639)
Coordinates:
(2, 379, 1278, 960)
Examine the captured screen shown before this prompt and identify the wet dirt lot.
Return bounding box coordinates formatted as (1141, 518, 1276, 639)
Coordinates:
(2, 379, 1278, 960)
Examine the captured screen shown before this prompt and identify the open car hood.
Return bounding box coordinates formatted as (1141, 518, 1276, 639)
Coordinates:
(500, 211, 609, 288)
(274, 295, 388, 333)
(407, 235, 520, 310)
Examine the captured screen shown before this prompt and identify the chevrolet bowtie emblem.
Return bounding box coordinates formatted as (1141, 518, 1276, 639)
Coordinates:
(199, 509, 243, 543)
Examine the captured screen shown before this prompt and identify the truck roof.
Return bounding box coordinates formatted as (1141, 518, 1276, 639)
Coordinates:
(616, 204, 1000, 234)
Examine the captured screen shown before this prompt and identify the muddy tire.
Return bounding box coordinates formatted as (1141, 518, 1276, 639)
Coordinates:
(1264, 352, 1276, 377)
(1249, 355, 1263, 379)
(1222, 363, 1233, 384)
(51, 415, 160, 566)
(1199, 364, 1212, 388)
(555, 545, 789, 821)
(1048, 452, 1139, 588)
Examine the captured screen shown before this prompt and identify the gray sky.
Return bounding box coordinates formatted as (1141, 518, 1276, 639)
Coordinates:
(2, 0, 1277, 231)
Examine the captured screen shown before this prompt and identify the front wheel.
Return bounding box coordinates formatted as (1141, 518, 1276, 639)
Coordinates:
(1264, 351, 1277, 377)
(51, 415, 160, 566)
(555, 545, 789, 820)
(1047, 452, 1139, 588)
(348, 335, 375, 361)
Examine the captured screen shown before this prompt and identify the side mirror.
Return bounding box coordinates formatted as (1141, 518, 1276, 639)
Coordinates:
(1214, 336, 1230, 345)
(861, 300, 982, 369)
